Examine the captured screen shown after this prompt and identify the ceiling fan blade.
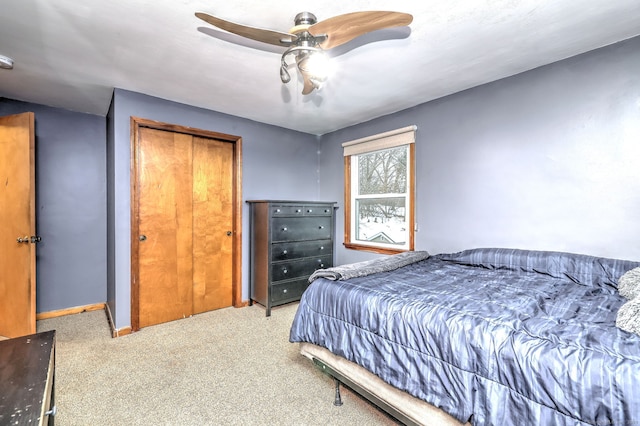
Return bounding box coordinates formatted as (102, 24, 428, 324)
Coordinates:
(309, 11, 413, 50)
(195, 12, 296, 47)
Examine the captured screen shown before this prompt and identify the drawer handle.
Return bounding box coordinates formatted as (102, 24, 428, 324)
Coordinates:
(283, 269, 288, 274)
(324, 209, 330, 213)
(282, 227, 287, 231)
(307, 209, 313, 213)
(275, 209, 281, 213)
(283, 289, 288, 294)
(282, 250, 288, 255)
(296, 209, 302, 213)
(319, 264, 325, 268)
(318, 225, 324, 229)
(320, 246, 324, 250)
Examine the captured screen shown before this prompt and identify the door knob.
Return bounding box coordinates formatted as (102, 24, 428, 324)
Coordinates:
(226, 231, 232, 236)
(17, 236, 29, 243)
(30, 236, 42, 243)
(139, 235, 147, 241)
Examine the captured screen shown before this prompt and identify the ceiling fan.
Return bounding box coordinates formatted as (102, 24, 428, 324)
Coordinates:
(195, 10, 413, 95)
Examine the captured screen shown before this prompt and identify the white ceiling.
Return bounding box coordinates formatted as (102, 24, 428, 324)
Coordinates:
(1, 1, 639, 135)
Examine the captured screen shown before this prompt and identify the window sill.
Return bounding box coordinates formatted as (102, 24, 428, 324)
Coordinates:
(343, 242, 408, 255)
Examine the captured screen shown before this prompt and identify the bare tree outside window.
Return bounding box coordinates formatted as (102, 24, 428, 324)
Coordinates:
(354, 146, 408, 245)
(358, 147, 407, 195)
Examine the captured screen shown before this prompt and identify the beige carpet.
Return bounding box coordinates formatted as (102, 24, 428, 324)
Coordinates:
(37, 303, 398, 425)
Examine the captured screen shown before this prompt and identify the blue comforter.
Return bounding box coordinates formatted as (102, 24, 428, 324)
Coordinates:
(289, 248, 640, 425)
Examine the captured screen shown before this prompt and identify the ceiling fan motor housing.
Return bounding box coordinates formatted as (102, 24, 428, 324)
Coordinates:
(294, 12, 317, 26)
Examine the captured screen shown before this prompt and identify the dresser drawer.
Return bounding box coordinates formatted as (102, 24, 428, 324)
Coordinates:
(271, 205, 305, 216)
(271, 278, 310, 303)
(270, 205, 333, 217)
(301, 205, 333, 216)
(271, 217, 332, 242)
(271, 239, 332, 262)
(271, 255, 333, 282)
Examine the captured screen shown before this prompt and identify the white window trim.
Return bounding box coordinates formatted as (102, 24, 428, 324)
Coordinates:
(342, 125, 417, 156)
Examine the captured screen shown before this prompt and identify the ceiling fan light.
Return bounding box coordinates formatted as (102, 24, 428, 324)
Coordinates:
(298, 51, 331, 82)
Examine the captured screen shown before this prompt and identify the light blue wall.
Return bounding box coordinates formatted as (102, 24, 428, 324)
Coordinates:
(320, 36, 640, 265)
(107, 89, 321, 329)
(0, 99, 107, 312)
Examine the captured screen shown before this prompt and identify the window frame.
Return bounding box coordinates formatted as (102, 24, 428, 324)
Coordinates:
(343, 127, 416, 254)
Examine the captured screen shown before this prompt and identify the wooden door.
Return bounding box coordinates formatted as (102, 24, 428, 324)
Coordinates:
(137, 128, 195, 328)
(132, 118, 241, 330)
(0, 112, 36, 338)
(192, 137, 234, 313)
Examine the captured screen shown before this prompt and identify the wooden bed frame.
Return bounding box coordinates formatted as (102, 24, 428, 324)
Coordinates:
(300, 342, 469, 426)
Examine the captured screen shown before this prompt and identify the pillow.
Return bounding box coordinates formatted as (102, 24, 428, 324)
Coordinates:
(616, 297, 640, 335)
(618, 267, 640, 300)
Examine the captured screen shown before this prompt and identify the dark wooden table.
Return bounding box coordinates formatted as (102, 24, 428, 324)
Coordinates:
(0, 330, 56, 425)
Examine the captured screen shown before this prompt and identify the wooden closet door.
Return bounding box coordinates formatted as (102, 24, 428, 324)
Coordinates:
(134, 124, 238, 330)
(137, 128, 195, 328)
(192, 137, 234, 313)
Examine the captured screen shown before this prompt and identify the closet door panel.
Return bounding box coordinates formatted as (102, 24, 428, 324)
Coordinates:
(138, 128, 194, 328)
(192, 137, 234, 314)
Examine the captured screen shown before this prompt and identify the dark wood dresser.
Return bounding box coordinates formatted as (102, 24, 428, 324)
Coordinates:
(247, 200, 336, 316)
(0, 330, 56, 425)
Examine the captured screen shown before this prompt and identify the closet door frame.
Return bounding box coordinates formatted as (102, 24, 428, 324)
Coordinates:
(129, 116, 243, 331)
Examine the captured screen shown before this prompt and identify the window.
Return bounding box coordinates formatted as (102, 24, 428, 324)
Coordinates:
(343, 126, 416, 254)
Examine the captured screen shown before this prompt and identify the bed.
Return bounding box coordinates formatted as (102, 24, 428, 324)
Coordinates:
(289, 248, 640, 425)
